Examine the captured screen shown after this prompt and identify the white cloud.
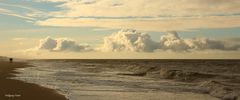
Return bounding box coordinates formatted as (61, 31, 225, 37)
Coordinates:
(24, 29, 240, 53)
(159, 32, 229, 51)
(0, 7, 34, 20)
(100, 29, 240, 52)
(159, 31, 240, 52)
(31, 0, 240, 31)
(32, 36, 92, 52)
(1, 0, 240, 31)
(0, 2, 47, 21)
(35, 16, 240, 32)
(0, 8, 10, 12)
(160, 31, 190, 51)
(12, 38, 26, 41)
(100, 29, 159, 52)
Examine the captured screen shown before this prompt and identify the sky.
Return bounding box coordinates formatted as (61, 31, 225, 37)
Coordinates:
(0, 0, 240, 59)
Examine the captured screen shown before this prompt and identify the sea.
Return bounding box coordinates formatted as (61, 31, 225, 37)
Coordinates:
(12, 59, 240, 100)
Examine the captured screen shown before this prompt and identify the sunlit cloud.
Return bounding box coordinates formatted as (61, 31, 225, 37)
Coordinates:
(24, 29, 240, 53)
(12, 38, 26, 41)
(1, 0, 240, 31)
(0, 7, 34, 20)
(31, 0, 240, 31)
(36, 0, 240, 17)
(35, 16, 240, 32)
(0, 2, 47, 20)
(26, 36, 92, 52)
(100, 29, 159, 52)
(100, 29, 240, 52)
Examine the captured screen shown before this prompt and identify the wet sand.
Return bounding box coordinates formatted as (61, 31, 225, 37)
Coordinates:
(0, 61, 67, 100)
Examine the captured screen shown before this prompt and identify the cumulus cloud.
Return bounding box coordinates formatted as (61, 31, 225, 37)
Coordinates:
(24, 29, 240, 53)
(160, 31, 189, 51)
(100, 29, 159, 52)
(36, 36, 91, 52)
(159, 31, 227, 51)
(160, 31, 240, 51)
(100, 29, 240, 52)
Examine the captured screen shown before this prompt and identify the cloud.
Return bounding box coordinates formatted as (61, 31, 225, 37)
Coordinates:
(12, 38, 26, 41)
(0, 7, 34, 20)
(160, 31, 190, 51)
(100, 29, 240, 52)
(160, 32, 229, 51)
(33, 36, 91, 52)
(159, 31, 240, 52)
(27, 0, 240, 31)
(24, 29, 240, 53)
(0, 8, 9, 12)
(36, 0, 240, 17)
(35, 16, 240, 32)
(222, 38, 240, 50)
(1, 0, 240, 31)
(0, 2, 47, 21)
(100, 29, 159, 52)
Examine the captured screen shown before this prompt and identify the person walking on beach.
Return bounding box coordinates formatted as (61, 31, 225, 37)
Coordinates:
(9, 58, 13, 63)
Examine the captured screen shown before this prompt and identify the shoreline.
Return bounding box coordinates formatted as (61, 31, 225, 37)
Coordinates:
(0, 61, 67, 100)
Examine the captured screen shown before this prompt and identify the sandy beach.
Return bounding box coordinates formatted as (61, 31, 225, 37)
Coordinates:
(0, 61, 67, 100)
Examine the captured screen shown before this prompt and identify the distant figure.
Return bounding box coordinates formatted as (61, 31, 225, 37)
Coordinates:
(9, 58, 13, 63)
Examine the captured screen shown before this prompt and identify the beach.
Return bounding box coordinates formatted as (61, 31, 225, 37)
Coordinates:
(0, 61, 67, 100)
